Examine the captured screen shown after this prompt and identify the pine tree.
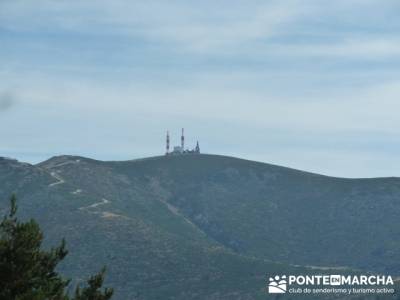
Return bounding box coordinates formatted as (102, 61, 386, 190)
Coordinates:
(0, 195, 114, 300)
(74, 268, 113, 300)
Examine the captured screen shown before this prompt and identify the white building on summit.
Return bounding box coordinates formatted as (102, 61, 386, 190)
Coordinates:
(165, 128, 200, 155)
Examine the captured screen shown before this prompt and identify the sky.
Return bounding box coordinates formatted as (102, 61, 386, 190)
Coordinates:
(1, 0, 400, 178)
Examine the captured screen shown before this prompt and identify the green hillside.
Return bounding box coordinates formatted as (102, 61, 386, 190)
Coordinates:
(43, 154, 399, 274)
(0, 154, 399, 299)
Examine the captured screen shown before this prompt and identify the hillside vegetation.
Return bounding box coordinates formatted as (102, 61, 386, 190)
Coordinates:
(0, 154, 399, 299)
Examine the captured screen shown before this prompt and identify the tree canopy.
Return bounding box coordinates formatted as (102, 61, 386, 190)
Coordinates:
(0, 194, 113, 300)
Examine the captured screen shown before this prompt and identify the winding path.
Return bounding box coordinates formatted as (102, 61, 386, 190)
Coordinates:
(48, 172, 65, 187)
(79, 198, 110, 211)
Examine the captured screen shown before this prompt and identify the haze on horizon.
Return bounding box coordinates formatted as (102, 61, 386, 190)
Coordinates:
(1, 0, 400, 178)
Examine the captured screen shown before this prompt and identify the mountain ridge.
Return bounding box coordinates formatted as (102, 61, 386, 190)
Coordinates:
(35, 153, 400, 180)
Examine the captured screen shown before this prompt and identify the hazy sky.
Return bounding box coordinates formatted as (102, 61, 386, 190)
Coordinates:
(1, 0, 400, 178)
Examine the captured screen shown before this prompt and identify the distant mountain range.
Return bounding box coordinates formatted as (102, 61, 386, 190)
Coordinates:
(0, 154, 399, 299)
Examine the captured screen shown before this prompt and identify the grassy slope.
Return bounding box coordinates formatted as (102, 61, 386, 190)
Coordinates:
(104, 154, 400, 274)
(1, 155, 399, 299)
(0, 156, 337, 300)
